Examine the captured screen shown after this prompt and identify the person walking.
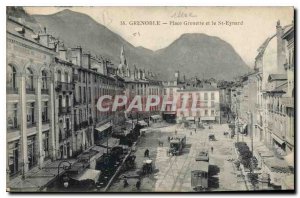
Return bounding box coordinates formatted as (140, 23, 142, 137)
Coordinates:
(144, 149, 149, 157)
(211, 146, 214, 154)
(136, 179, 141, 190)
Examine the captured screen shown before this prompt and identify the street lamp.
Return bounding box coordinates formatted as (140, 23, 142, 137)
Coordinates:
(57, 160, 72, 188)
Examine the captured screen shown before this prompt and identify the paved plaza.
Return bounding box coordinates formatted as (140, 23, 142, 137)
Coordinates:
(108, 123, 247, 192)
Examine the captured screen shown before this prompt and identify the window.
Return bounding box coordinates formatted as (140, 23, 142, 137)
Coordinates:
(8, 141, 20, 176)
(79, 86, 82, 103)
(64, 72, 68, 83)
(205, 109, 208, 116)
(7, 64, 17, 91)
(211, 92, 215, 100)
(89, 87, 91, 103)
(7, 103, 18, 130)
(83, 87, 86, 103)
(42, 70, 48, 89)
(27, 136, 37, 169)
(57, 70, 62, 82)
(58, 96, 62, 111)
(211, 110, 215, 116)
(42, 102, 48, 123)
(204, 93, 208, 100)
(26, 68, 34, 91)
(42, 131, 49, 159)
(26, 102, 35, 126)
(211, 101, 215, 108)
(72, 56, 78, 65)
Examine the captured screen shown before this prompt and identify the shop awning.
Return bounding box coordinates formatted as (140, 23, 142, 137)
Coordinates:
(186, 117, 195, 121)
(99, 137, 120, 148)
(272, 134, 285, 145)
(95, 122, 112, 133)
(200, 116, 216, 121)
(138, 120, 148, 126)
(163, 112, 176, 115)
(71, 169, 101, 183)
(151, 115, 161, 120)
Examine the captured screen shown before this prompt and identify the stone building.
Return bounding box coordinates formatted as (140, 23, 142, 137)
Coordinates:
(6, 16, 126, 185)
(6, 16, 57, 179)
(116, 46, 163, 121)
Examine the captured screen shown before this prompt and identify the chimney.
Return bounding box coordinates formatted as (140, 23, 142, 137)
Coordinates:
(39, 27, 50, 47)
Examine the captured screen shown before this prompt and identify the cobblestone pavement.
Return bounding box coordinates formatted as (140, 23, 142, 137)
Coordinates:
(108, 122, 247, 192)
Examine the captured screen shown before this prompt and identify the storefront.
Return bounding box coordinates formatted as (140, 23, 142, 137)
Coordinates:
(163, 112, 176, 123)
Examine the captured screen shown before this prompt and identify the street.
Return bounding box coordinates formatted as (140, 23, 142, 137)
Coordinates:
(108, 122, 247, 192)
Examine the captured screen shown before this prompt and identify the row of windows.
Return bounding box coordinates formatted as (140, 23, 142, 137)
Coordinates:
(7, 101, 49, 130)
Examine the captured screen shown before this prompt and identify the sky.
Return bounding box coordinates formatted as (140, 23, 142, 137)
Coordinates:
(24, 6, 294, 67)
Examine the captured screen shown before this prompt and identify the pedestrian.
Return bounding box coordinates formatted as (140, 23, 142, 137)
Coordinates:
(175, 130, 177, 135)
(190, 131, 192, 136)
(144, 149, 149, 157)
(211, 146, 214, 154)
(195, 129, 196, 134)
(136, 179, 141, 190)
(123, 178, 129, 188)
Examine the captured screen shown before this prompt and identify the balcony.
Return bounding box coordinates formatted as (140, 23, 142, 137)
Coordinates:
(7, 123, 20, 132)
(7, 87, 18, 94)
(41, 88, 49, 95)
(27, 121, 36, 128)
(56, 82, 73, 93)
(42, 119, 50, 124)
(26, 88, 35, 94)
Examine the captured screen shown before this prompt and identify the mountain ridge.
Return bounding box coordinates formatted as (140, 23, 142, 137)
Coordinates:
(28, 8, 250, 79)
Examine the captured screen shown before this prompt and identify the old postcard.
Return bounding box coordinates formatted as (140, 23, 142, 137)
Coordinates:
(6, 6, 294, 192)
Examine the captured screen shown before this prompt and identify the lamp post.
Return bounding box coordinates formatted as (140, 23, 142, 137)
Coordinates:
(57, 160, 72, 189)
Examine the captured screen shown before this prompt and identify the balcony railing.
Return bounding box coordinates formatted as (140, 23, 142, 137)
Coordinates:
(41, 88, 49, 95)
(7, 123, 20, 132)
(42, 119, 50, 124)
(7, 87, 18, 94)
(26, 88, 35, 94)
(27, 121, 36, 128)
(56, 82, 73, 93)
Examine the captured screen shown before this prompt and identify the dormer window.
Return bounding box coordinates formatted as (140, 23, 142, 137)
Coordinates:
(15, 27, 25, 35)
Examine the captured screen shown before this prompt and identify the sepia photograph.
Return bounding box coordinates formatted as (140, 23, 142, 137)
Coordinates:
(5, 6, 295, 192)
